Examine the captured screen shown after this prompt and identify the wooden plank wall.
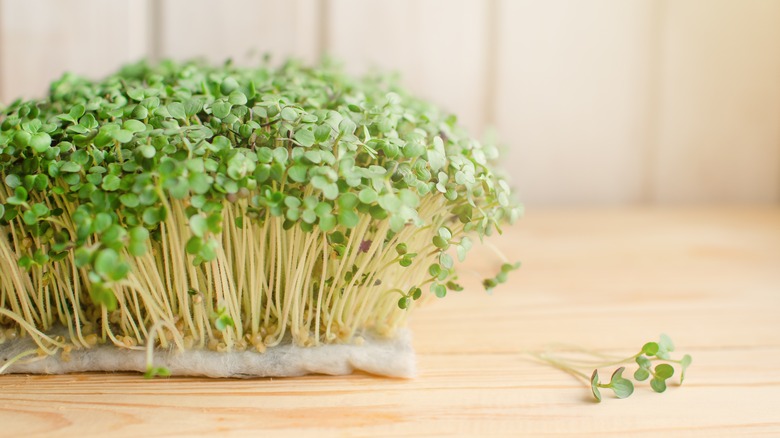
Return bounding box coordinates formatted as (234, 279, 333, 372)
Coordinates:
(0, 0, 778, 205)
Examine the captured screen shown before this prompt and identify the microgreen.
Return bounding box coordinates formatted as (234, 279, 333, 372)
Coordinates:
(534, 334, 692, 402)
(0, 57, 520, 365)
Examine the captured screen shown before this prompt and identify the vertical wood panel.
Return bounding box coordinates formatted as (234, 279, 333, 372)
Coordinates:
(326, 0, 490, 136)
(652, 0, 780, 203)
(0, 0, 148, 103)
(494, 0, 658, 205)
(158, 0, 320, 66)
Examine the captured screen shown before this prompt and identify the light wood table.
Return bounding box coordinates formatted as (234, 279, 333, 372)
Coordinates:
(1, 207, 778, 436)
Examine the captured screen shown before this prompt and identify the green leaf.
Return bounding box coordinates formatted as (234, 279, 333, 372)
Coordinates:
(128, 228, 149, 257)
(432, 236, 449, 249)
(590, 370, 602, 402)
(132, 104, 149, 120)
(339, 118, 356, 135)
(8, 186, 28, 204)
(143, 206, 165, 225)
(18, 255, 35, 269)
(144, 366, 171, 379)
(654, 363, 674, 379)
(119, 193, 140, 208)
(337, 193, 359, 210)
(358, 188, 377, 204)
(33, 174, 50, 191)
(680, 354, 692, 384)
(501, 262, 520, 273)
(337, 210, 359, 228)
(398, 296, 410, 309)
(167, 102, 186, 120)
(183, 98, 204, 117)
(431, 283, 446, 298)
(314, 124, 331, 142)
(322, 183, 338, 200)
(272, 147, 288, 164)
(650, 377, 667, 393)
(122, 120, 144, 134)
(212, 101, 232, 118)
(189, 173, 212, 194)
(658, 333, 674, 351)
(128, 88, 145, 101)
(31, 202, 49, 217)
(4, 174, 21, 188)
(215, 313, 235, 331)
(22, 210, 37, 225)
(30, 132, 52, 153)
(633, 367, 650, 381)
(94, 248, 119, 277)
(636, 355, 651, 369)
(378, 194, 401, 213)
(89, 283, 117, 311)
(69, 104, 86, 120)
(189, 214, 208, 237)
(294, 128, 315, 147)
(14, 131, 31, 147)
(128, 226, 149, 243)
(80, 113, 98, 129)
(304, 150, 321, 163)
(60, 162, 82, 173)
(101, 174, 121, 191)
(642, 342, 659, 356)
(281, 107, 298, 121)
(228, 91, 247, 105)
(32, 249, 49, 266)
(288, 164, 308, 182)
(609, 367, 634, 399)
(93, 213, 113, 233)
(439, 253, 454, 269)
(112, 129, 134, 143)
(136, 145, 155, 158)
(74, 248, 91, 268)
(186, 236, 203, 255)
(319, 214, 337, 232)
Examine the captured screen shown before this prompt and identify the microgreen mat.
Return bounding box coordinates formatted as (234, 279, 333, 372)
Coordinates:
(0, 58, 521, 364)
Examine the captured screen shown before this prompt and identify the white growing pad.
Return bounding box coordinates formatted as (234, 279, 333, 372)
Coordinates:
(0, 329, 416, 378)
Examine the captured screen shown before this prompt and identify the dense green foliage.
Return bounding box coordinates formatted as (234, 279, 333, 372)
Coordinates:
(0, 59, 519, 310)
(0, 59, 520, 358)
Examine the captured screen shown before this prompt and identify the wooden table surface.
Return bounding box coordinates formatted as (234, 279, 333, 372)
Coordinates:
(1, 207, 779, 437)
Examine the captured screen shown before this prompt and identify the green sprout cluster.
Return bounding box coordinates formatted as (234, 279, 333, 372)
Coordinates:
(535, 334, 692, 402)
(0, 58, 520, 361)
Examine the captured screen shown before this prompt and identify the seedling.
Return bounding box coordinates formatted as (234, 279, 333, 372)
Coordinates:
(534, 334, 693, 402)
(0, 58, 521, 374)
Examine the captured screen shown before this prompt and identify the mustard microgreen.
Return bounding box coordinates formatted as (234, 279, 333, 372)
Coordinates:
(535, 334, 692, 402)
(0, 57, 520, 365)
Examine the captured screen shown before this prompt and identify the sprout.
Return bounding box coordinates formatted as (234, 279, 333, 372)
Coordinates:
(533, 334, 692, 402)
(0, 58, 521, 359)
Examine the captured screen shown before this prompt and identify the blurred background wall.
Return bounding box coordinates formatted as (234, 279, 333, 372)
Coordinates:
(0, 0, 778, 206)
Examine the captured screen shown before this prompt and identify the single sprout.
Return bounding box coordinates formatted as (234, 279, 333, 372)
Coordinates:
(0, 58, 521, 373)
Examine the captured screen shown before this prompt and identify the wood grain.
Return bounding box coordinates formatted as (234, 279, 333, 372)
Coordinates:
(494, 0, 658, 205)
(652, 0, 780, 203)
(0, 0, 148, 102)
(326, 0, 490, 136)
(1, 207, 778, 436)
(156, 0, 320, 66)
